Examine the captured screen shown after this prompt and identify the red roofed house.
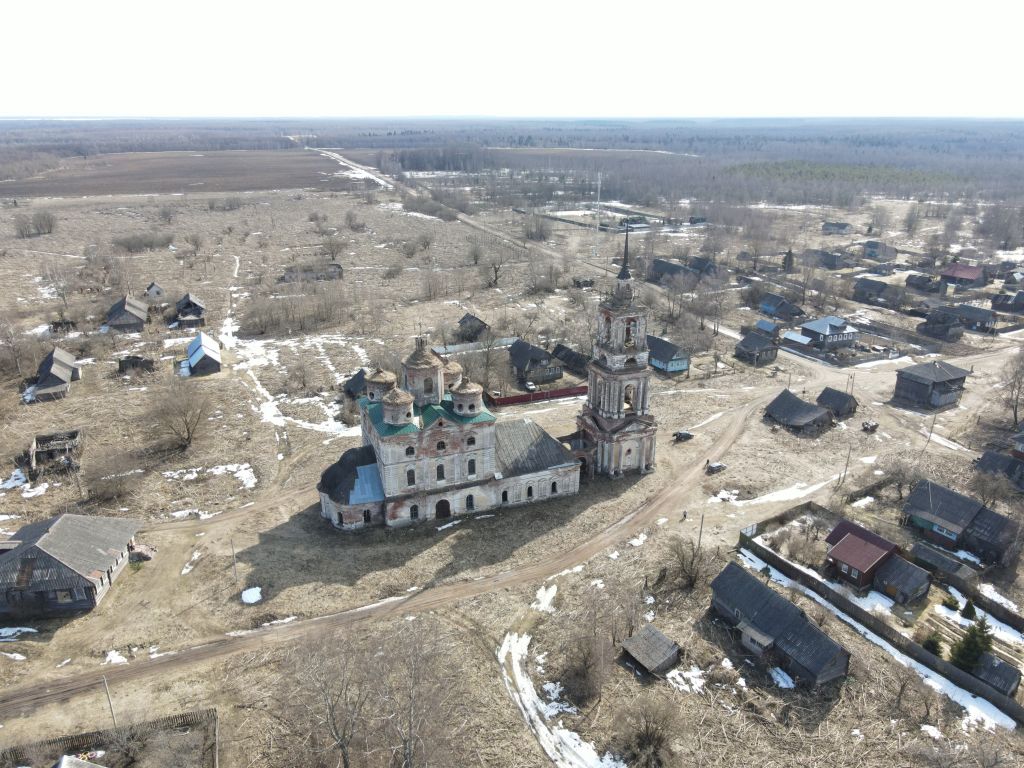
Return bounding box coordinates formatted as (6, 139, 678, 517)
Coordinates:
(825, 521, 897, 589)
(940, 263, 986, 290)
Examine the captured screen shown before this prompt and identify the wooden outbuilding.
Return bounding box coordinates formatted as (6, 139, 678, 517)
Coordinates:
(621, 623, 680, 677)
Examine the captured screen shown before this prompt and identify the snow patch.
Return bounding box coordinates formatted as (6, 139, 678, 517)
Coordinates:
(0, 627, 37, 642)
(628, 533, 647, 547)
(532, 584, 558, 613)
(667, 665, 705, 693)
(103, 650, 128, 665)
(770, 667, 795, 689)
(241, 587, 263, 604)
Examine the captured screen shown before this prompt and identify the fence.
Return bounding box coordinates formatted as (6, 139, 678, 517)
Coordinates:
(486, 384, 587, 407)
(737, 535, 1024, 725)
(0, 708, 219, 767)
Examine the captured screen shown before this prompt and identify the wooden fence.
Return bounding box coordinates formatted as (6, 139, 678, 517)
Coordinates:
(737, 535, 1024, 726)
(486, 384, 587, 407)
(0, 708, 218, 767)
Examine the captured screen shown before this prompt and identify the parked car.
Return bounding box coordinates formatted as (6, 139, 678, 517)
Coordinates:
(706, 462, 727, 474)
(862, 420, 879, 433)
(673, 431, 694, 442)
(524, 381, 538, 393)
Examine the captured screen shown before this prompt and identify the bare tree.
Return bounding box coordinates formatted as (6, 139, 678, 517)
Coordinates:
(968, 471, 1020, 511)
(184, 233, 203, 261)
(999, 350, 1024, 429)
(904, 204, 922, 237)
(870, 206, 891, 235)
(149, 377, 212, 449)
(611, 694, 678, 768)
(665, 535, 716, 591)
(13, 214, 34, 238)
(879, 454, 923, 499)
(322, 235, 345, 261)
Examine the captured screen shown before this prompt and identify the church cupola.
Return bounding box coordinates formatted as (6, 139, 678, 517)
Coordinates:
(402, 336, 445, 407)
(451, 378, 484, 416)
(381, 387, 415, 426)
(365, 367, 397, 402)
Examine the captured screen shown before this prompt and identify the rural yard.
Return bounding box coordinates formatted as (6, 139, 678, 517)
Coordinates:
(1, 122, 1023, 768)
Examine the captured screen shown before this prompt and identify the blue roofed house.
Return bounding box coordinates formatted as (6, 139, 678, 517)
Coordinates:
(759, 293, 805, 321)
(799, 316, 858, 350)
(318, 338, 580, 530)
(183, 332, 221, 376)
(646, 335, 689, 374)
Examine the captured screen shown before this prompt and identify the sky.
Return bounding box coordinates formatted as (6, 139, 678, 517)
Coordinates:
(5, 0, 1023, 119)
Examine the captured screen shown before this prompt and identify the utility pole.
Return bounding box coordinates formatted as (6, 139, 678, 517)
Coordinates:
(697, 513, 705, 552)
(102, 676, 117, 728)
(230, 538, 239, 591)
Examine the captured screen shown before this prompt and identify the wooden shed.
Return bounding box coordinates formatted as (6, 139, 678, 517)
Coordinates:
(621, 623, 680, 677)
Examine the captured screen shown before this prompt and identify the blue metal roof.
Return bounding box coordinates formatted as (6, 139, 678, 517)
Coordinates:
(349, 462, 384, 504)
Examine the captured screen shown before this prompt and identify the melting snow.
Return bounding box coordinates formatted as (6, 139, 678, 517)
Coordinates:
(770, 667, 795, 688)
(0, 469, 27, 490)
(0, 627, 37, 642)
(532, 584, 558, 613)
(21, 483, 48, 498)
(667, 666, 705, 693)
(241, 587, 263, 604)
(180, 551, 201, 576)
(103, 650, 128, 665)
(628, 533, 647, 547)
(921, 724, 943, 740)
(979, 584, 1020, 613)
(851, 496, 874, 508)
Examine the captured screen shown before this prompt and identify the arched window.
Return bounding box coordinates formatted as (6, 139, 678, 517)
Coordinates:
(466, 495, 475, 511)
(362, 509, 371, 523)
(467, 436, 476, 446)
(501, 490, 508, 503)
(436, 464, 445, 481)
(410, 504, 419, 520)
(405, 446, 415, 457)
(407, 469, 415, 486)
(405, 411, 412, 418)
(424, 377, 434, 394)
(468, 404, 476, 411)
(551, 481, 558, 494)
(527, 486, 533, 499)
(437, 440, 446, 451)
(468, 459, 476, 475)
(456, 403, 464, 412)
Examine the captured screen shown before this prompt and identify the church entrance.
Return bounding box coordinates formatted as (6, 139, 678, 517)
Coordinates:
(435, 499, 451, 519)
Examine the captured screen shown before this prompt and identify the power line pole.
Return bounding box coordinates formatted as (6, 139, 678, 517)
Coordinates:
(102, 676, 117, 728)
(230, 538, 239, 591)
(697, 513, 705, 552)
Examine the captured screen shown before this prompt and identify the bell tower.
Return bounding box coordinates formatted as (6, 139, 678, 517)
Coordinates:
(576, 227, 657, 476)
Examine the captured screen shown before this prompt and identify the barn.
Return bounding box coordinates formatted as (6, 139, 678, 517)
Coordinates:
(764, 389, 832, 435)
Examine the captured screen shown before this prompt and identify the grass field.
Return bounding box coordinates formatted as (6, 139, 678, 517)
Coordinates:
(0, 150, 343, 197)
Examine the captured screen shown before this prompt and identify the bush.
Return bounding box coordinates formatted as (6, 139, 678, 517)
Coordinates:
(921, 632, 943, 657)
(960, 599, 977, 620)
(401, 194, 458, 221)
(941, 594, 959, 610)
(13, 210, 56, 238)
(345, 210, 366, 232)
(113, 232, 175, 253)
(524, 215, 551, 241)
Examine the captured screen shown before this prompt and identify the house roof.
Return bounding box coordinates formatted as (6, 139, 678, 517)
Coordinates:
(646, 334, 686, 362)
(801, 316, 853, 336)
(941, 263, 984, 281)
(551, 343, 589, 371)
(650, 258, 688, 281)
(873, 554, 930, 597)
(37, 347, 79, 386)
(108, 295, 148, 323)
(754, 319, 779, 334)
(973, 652, 1021, 696)
(186, 332, 221, 368)
(765, 389, 831, 428)
(909, 542, 977, 579)
(344, 368, 367, 395)
(964, 506, 1018, 550)
(855, 278, 888, 294)
(54, 757, 110, 768)
(897, 360, 970, 385)
(509, 339, 552, 371)
(975, 450, 1024, 489)
(317, 445, 379, 504)
(493, 418, 576, 478)
(816, 387, 858, 415)
(905, 480, 984, 534)
(0, 514, 139, 591)
(825, 519, 896, 550)
(176, 292, 205, 311)
(782, 331, 813, 345)
(711, 562, 848, 678)
(737, 332, 776, 353)
(621, 624, 679, 675)
(828, 533, 894, 574)
(940, 304, 995, 323)
(458, 313, 489, 330)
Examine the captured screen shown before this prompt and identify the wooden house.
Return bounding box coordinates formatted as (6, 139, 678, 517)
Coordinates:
(992, 291, 1024, 314)
(975, 450, 1024, 492)
(759, 293, 805, 321)
(893, 360, 969, 410)
(816, 387, 858, 419)
(863, 241, 898, 261)
(31, 348, 81, 401)
(648, 258, 689, 285)
(799, 316, 857, 350)
(853, 278, 903, 308)
(106, 296, 148, 333)
(0, 514, 140, 618)
(940, 263, 987, 290)
(646, 335, 689, 374)
(143, 281, 165, 300)
(764, 389, 832, 435)
(905, 273, 938, 293)
(456, 313, 490, 343)
(916, 310, 964, 341)
(935, 304, 995, 333)
(184, 332, 221, 377)
(734, 332, 778, 367)
(175, 293, 206, 329)
(551, 343, 590, 376)
(973, 652, 1021, 697)
(509, 339, 562, 385)
(710, 562, 850, 687)
(825, 520, 897, 590)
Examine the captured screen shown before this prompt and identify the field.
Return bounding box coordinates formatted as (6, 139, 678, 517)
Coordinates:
(0, 142, 1022, 767)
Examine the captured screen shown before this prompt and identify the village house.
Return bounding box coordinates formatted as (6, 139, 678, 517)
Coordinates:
(934, 304, 996, 333)
(647, 257, 689, 285)
(863, 240, 898, 261)
(646, 335, 690, 375)
(975, 433, 1024, 491)
(734, 332, 778, 367)
(344, 368, 367, 399)
(809, 249, 846, 270)
(509, 339, 563, 385)
(106, 295, 148, 333)
(143, 281, 165, 300)
(940, 263, 987, 290)
(916, 310, 964, 341)
(621, 623, 680, 678)
(0, 514, 140, 618)
(455, 313, 490, 343)
(973, 652, 1021, 697)
(822, 221, 851, 235)
(799, 316, 858, 350)
(910, 542, 977, 581)
(759, 292, 805, 321)
(175, 293, 206, 328)
(824, 520, 931, 604)
(893, 360, 969, 410)
(686, 255, 717, 279)
(816, 387, 858, 419)
(764, 389, 832, 435)
(551, 343, 590, 376)
(317, 338, 580, 530)
(992, 291, 1024, 314)
(710, 562, 850, 687)
(905, 273, 939, 293)
(903, 480, 1018, 565)
(27, 429, 83, 480)
(30, 347, 82, 401)
(182, 332, 221, 377)
(867, 261, 898, 276)
(853, 278, 904, 308)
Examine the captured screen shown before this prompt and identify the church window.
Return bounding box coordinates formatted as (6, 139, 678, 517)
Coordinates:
(466, 495, 475, 511)
(551, 481, 558, 494)
(527, 486, 534, 499)
(436, 464, 445, 480)
(501, 490, 508, 503)
(604, 315, 612, 342)
(437, 440, 446, 450)
(456, 403, 464, 412)
(410, 505, 419, 519)
(467, 436, 476, 446)
(424, 377, 434, 394)
(405, 446, 415, 457)
(407, 469, 415, 486)
(468, 404, 476, 412)
(468, 459, 476, 475)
